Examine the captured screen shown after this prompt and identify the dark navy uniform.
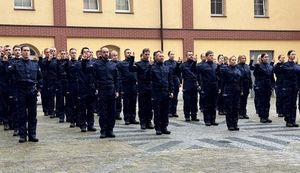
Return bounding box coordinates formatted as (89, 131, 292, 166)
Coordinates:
(111, 59, 122, 120)
(164, 59, 181, 117)
(274, 62, 285, 117)
(151, 61, 173, 133)
(217, 63, 227, 115)
(179, 59, 198, 121)
(237, 62, 252, 119)
(76, 59, 96, 132)
(196, 61, 219, 125)
(8, 58, 42, 140)
(94, 59, 119, 137)
(276, 61, 300, 126)
(129, 56, 153, 129)
(56, 59, 69, 122)
(0, 58, 9, 126)
(117, 58, 138, 124)
(40, 57, 58, 117)
(196, 61, 205, 112)
(218, 65, 242, 130)
(250, 60, 275, 122)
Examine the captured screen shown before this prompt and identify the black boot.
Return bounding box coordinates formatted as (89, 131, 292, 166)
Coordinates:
(106, 131, 116, 138)
(28, 136, 39, 142)
(162, 128, 171, 135)
(19, 137, 27, 143)
(88, 126, 97, 132)
(13, 130, 19, 136)
(100, 131, 106, 138)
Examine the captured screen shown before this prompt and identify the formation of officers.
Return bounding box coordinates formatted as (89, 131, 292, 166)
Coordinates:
(0, 44, 299, 144)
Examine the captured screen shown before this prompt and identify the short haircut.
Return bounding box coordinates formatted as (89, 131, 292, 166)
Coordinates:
(142, 48, 150, 54)
(287, 50, 295, 56)
(205, 50, 214, 57)
(81, 47, 89, 55)
(13, 45, 21, 50)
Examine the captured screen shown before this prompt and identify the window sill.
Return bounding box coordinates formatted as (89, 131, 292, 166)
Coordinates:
(83, 10, 103, 13)
(14, 8, 35, 11)
(115, 11, 134, 14)
(211, 15, 227, 18)
(254, 16, 270, 18)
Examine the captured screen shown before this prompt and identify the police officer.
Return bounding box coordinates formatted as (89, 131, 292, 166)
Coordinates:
(179, 51, 199, 121)
(197, 53, 206, 112)
(77, 48, 97, 132)
(94, 47, 119, 138)
(218, 56, 242, 130)
(196, 50, 219, 126)
(274, 54, 286, 118)
(151, 51, 173, 135)
(164, 51, 181, 118)
(250, 53, 275, 123)
(216, 54, 227, 115)
(278, 50, 299, 127)
(8, 46, 42, 143)
(236, 55, 252, 119)
(110, 50, 122, 120)
(129, 48, 154, 130)
(40, 48, 58, 118)
(66, 48, 79, 128)
(117, 49, 139, 125)
(0, 51, 9, 129)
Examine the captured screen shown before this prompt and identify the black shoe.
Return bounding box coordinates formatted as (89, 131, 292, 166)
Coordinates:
(185, 118, 191, 122)
(260, 119, 268, 123)
(59, 118, 64, 123)
(293, 123, 299, 127)
(81, 128, 87, 132)
(70, 123, 76, 128)
(239, 115, 245, 119)
(115, 116, 122, 120)
(141, 124, 147, 130)
(130, 120, 140, 124)
(205, 123, 211, 126)
(286, 123, 294, 127)
(278, 114, 284, 118)
(100, 132, 106, 138)
(146, 123, 154, 129)
(13, 130, 19, 136)
(162, 128, 171, 135)
(106, 131, 116, 138)
(28, 136, 39, 142)
(218, 112, 225, 115)
(234, 127, 240, 131)
(211, 122, 219, 126)
(49, 114, 55, 118)
(156, 130, 162, 135)
(44, 112, 48, 116)
(19, 137, 27, 143)
(243, 115, 250, 119)
(88, 127, 97, 132)
(125, 121, 130, 125)
(0, 121, 3, 125)
(4, 124, 9, 130)
(266, 119, 272, 123)
(228, 127, 235, 131)
(191, 118, 200, 122)
(173, 114, 179, 118)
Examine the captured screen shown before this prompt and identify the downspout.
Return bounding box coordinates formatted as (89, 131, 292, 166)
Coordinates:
(160, 0, 164, 51)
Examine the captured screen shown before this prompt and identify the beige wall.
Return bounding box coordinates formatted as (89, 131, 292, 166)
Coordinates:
(194, 40, 300, 63)
(0, 0, 53, 25)
(194, 0, 300, 30)
(163, 0, 182, 28)
(67, 38, 183, 59)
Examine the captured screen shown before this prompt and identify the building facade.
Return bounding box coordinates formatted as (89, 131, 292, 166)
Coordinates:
(1, 0, 300, 61)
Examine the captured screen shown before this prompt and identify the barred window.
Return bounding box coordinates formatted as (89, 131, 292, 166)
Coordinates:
(14, 0, 33, 9)
(116, 0, 130, 12)
(83, 0, 100, 11)
(254, 0, 267, 16)
(211, 0, 224, 16)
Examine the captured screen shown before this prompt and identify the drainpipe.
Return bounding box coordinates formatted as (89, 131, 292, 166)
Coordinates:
(160, 0, 164, 51)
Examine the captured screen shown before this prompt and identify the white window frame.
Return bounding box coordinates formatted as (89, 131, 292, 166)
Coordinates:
(211, 0, 225, 16)
(116, 0, 131, 13)
(254, 0, 267, 17)
(83, 0, 101, 12)
(14, 0, 33, 10)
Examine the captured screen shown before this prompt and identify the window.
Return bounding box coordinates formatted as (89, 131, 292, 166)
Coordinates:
(83, 0, 101, 12)
(211, 0, 224, 16)
(116, 0, 131, 13)
(14, 0, 33, 9)
(254, 0, 267, 16)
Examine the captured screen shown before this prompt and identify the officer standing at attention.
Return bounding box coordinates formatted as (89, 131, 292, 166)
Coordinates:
(110, 50, 122, 120)
(151, 51, 173, 135)
(164, 51, 181, 118)
(129, 48, 154, 130)
(117, 49, 139, 125)
(218, 56, 242, 131)
(250, 53, 275, 123)
(95, 47, 120, 138)
(196, 50, 219, 126)
(0, 50, 9, 129)
(197, 53, 206, 112)
(277, 50, 300, 127)
(179, 51, 199, 122)
(274, 54, 286, 118)
(8, 46, 43, 143)
(236, 55, 252, 119)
